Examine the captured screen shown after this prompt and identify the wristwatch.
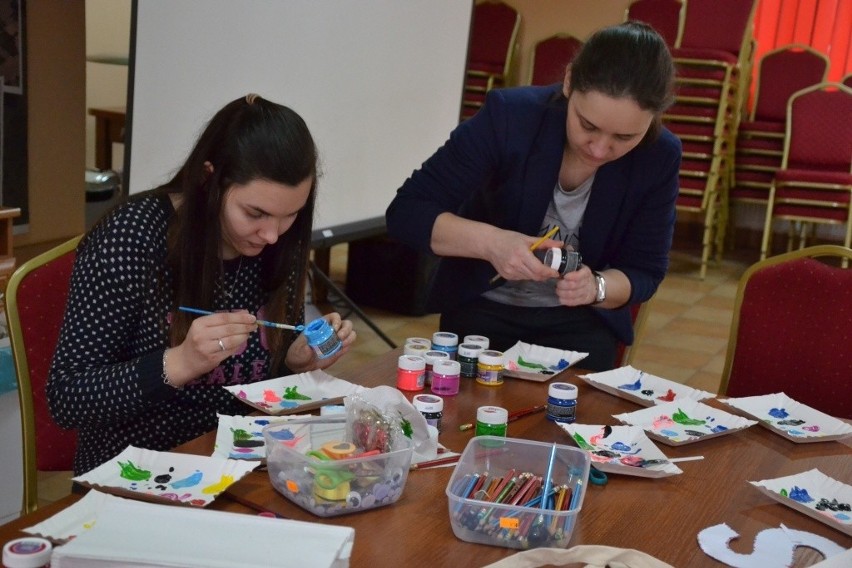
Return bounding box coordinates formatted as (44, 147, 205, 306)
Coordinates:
(592, 271, 606, 305)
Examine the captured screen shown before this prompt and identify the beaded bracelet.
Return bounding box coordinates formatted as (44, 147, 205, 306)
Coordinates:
(162, 348, 183, 390)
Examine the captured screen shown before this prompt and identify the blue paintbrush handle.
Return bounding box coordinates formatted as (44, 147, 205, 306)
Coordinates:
(178, 306, 303, 332)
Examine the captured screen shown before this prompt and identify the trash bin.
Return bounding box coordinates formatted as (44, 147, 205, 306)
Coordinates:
(85, 168, 121, 202)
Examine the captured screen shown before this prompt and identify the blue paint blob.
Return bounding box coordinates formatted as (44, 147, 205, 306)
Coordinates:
(619, 379, 642, 391)
(769, 407, 789, 419)
(836, 513, 851, 521)
(610, 441, 632, 452)
(787, 429, 805, 437)
(255, 419, 272, 426)
(278, 400, 299, 409)
(661, 429, 679, 437)
(269, 428, 296, 441)
(554, 359, 570, 370)
(789, 486, 814, 503)
(171, 470, 203, 488)
(711, 425, 729, 433)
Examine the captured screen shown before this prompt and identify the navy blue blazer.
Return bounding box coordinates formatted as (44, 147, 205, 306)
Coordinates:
(386, 84, 681, 344)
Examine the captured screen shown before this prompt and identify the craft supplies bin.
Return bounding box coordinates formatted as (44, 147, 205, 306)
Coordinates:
(445, 436, 590, 550)
(264, 416, 413, 517)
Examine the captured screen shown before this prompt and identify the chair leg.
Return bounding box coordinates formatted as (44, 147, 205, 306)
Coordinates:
(699, 195, 717, 280)
(759, 188, 777, 261)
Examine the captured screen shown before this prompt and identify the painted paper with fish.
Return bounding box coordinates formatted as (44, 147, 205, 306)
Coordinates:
(580, 365, 715, 407)
(556, 423, 682, 478)
(72, 446, 258, 507)
(213, 413, 312, 460)
(223, 369, 366, 415)
(613, 399, 757, 446)
(750, 469, 852, 536)
(720, 392, 852, 443)
(501, 341, 588, 382)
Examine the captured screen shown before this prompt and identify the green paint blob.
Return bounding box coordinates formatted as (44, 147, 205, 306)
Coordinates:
(672, 408, 706, 426)
(118, 460, 151, 481)
(517, 356, 548, 370)
(572, 433, 594, 450)
(230, 427, 252, 441)
(283, 386, 311, 400)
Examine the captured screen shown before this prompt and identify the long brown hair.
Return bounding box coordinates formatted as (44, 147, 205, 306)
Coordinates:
(158, 94, 318, 374)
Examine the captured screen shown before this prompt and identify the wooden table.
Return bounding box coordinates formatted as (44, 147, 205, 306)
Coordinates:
(1, 349, 849, 567)
(88, 106, 126, 171)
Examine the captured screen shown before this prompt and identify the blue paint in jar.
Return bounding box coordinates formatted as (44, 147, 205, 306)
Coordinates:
(303, 318, 342, 359)
(546, 382, 578, 423)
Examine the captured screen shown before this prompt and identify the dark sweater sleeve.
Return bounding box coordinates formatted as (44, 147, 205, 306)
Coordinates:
(47, 200, 177, 430)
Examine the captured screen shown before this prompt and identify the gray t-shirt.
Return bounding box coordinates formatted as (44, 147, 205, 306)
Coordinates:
(483, 175, 594, 307)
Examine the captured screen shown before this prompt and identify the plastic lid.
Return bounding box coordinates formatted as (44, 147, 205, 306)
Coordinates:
(458, 343, 484, 357)
(3, 537, 52, 568)
(405, 337, 432, 347)
(432, 359, 461, 376)
(413, 394, 444, 412)
(403, 343, 429, 356)
(548, 382, 578, 401)
(424, 350, 450, 364)
(397, 354, 426, 371)
(463, 335, 490, 349)
(477, 405, 508, 425)
(543, 247, 564, 270)
(478, 350, 504, 366)
(431, 331, 459, 347)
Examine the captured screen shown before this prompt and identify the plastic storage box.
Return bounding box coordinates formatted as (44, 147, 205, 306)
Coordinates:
(264, 416, 413, 517)
(445, 436, 590, 549)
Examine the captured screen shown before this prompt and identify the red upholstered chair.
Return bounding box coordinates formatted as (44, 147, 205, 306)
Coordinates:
(730, 45, 829, 210)
(615, 302, 650, 368)
(625, 0, 684, 48)
(844, 74, 852, 88)
(720, 245, 852, 419)
(760, 83, 852, 259)
(527, 34, 583, 86)
(460, 1, 521, 121)
(5, 235, 81, 514)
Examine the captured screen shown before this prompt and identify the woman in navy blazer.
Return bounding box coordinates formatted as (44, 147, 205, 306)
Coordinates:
(386, 22, 681, 370)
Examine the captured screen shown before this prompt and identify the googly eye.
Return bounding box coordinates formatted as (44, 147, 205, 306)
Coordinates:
(346, 491, 362, 508)
(390, 467, 404, 484)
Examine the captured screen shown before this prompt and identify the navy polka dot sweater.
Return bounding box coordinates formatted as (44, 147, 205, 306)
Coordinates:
(48, 194, 296, 474)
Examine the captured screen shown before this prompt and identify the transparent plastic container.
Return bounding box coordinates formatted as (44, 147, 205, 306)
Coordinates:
(445, 436, 590, 549)
(264, 416, 413, 517)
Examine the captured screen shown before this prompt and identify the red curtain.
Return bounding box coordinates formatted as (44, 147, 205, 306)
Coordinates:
(753, 0, 851, 82)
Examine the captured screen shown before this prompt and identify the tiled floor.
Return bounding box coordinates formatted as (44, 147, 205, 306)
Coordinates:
(34, 245, 752, 509)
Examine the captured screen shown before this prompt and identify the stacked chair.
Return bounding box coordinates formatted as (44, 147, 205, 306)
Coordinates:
(658, 0, 758, 279)
(729, 46, 829, 233)
(760, 82, 852, 260)
(460, 1, 521, 121)
(527, 34, 583, 86)
(624, 0, 684, 49)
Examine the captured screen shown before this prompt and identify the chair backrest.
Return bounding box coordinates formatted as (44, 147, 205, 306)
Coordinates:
(720, 245, 852, 419)
(625, 0, 684, 48)
(750, 45, 829, 122)
(528, 34, 582, 86)
(844, 73, 852, 88)
(5, 235, 81, 514)
(615, 302, 649, 368)
(678, 0, 756, 56)
(783, 82, 852, 172)
(467, 1, 521, 77)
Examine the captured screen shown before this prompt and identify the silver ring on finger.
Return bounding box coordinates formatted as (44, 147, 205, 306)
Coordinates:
(218, 338, 226, 352)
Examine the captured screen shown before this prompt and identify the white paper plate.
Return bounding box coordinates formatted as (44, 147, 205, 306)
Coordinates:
(73, 446, 258, 507)
(556, 423, 682, 478)
(222, 369, 365, 415)
(502, 341, 588, 382)
(580, 366, 716, 407)
(213, 413, 313, 460)
(750, 469, 852, 536)
(24, 490, 118, 543)
(613, 399, 757, 446)
(719, 392, 852, 443)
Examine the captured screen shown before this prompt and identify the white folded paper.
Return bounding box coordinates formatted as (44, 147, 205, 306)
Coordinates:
(50, 496, 354, 568)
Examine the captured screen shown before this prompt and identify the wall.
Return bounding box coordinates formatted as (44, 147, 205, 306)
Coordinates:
(14, 0, 86, 248)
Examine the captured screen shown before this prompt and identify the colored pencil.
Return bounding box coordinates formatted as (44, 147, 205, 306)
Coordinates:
(409, 454, 462, 470)
(179, 306, 304, 331)
(489, 225, 561, 284)
(459, 404, 547, 431)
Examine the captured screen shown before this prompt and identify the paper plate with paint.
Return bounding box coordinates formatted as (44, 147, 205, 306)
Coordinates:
(750, 469, 852, 536)
(719, 392, 852, 443)
(24, 490, 120, 543)
(222, 369, 365, 415)
(612, 399, 757, 446)
(72, 445, 258, 507)
(579, 365, 715, 407)
(213, 413, 313, 460)
(556, 423, 682, 478)
(502, 341, 588, 382)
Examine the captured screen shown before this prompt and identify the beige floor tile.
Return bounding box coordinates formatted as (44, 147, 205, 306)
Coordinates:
(686, 371, 723, 394)
(662, 318, 731, 340)
(679, 304, 736, 326)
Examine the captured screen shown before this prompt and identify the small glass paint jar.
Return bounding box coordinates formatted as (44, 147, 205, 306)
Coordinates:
(546, 382, 578, 423)
(534, 246, 582, 276)
(431, 359, 461, 396)
(423, 350, 450, 385)
(457, 343, 483, 378)
(403, 342, 430, 358)
(303, 317, 343, 359)
(413, 393, 444, 430)
(396, 355, 426, 391)
(475, 405, 508, 437)
(463, 335, 490, 350)
(431, 331, 459, 360)
(476, 350, 505, 386)
(405, 337, 432, 349)
(3, 537, 52, 568)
